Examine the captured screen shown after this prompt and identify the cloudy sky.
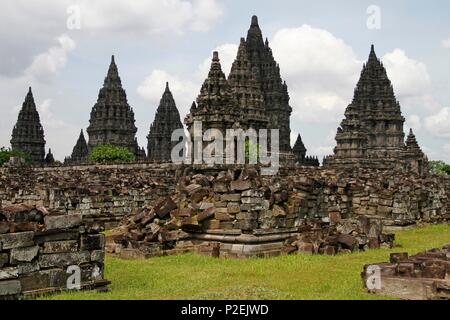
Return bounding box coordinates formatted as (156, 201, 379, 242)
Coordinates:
(1, 0, 449, 162)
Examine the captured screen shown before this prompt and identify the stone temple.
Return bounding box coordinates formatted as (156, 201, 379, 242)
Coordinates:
(324, 45, 428, 175)
(147, 83, 184, 161)
(185, 16, 315, 163)
(65, 130, 89, 164)
(10, 87, 46, 164)
(86, 55, 145, 159)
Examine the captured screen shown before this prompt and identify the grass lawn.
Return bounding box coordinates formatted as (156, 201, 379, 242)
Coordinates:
(44, 224, 449, 300)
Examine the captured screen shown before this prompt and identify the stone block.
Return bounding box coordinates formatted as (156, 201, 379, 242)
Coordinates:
(230, 180, 251, 191)
(0, 267, 19, 280)
(42, 240, 78, 253)
(197, 207, 215, 222)
(227, 203, 241, 214)
(215, 212, 234, 221)
(44, 214, 82, 230)
(38, 252, 91, 268)
(0, 253, 8, 268)
(272, 205, 286, 217)
(221, 194, 241, 202)
(18, 261, 40, 275)
(91, 250, 105, 263)
(80, 234, 105, 251)
(35, 231, 79, 244)
(0, 280, 21, 296)
(10, 245, 39, 263)
(0, 231, 34, 250)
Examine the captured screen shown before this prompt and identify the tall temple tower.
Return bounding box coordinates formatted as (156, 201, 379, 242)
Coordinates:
(228, 37, 268, 132)
(10, 87, 46, 164)
(244, 16, 293, 152)
(65, 129, 89, 164)
(87, 56, 140, 156)
(147, 82, 184, 161)
(325, 45, 428, 174)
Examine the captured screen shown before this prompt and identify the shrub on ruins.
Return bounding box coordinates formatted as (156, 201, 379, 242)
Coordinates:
(429, 160, 450, 176)
(89, 145, 135, 163)
(0, 147, 30, 166)
(245, 140, 260, 162)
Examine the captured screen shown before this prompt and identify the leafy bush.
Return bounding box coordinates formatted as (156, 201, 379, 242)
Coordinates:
(245, 140, 260, 163)
(429, 160, 450, 176)
(0, 147, 30, 166)
(89, 145, 135, 163)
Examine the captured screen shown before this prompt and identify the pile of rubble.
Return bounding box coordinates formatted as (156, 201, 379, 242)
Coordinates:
(362, 245, 449, 300)
(284, 217, 394, 255)
(0, 204, 109, 299)
(109, 168, 395, 258)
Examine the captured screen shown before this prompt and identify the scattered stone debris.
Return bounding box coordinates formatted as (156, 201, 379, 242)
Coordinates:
(0, 204, 109, 299)
(362, 245, 450, 300)
(108, 168, 395, 259)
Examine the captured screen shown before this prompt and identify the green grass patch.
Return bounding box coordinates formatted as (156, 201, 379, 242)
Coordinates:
(44, 224, 449, 300)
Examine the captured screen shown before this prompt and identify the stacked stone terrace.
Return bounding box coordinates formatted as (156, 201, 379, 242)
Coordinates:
(0, 205, 109, 299)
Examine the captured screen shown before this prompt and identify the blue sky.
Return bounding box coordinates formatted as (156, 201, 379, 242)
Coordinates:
(0, 0, 449, 162)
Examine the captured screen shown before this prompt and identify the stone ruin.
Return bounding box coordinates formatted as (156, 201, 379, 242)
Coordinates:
(362, 245, 449, 300)
(106, 165, 450, 259)
(0, 204, 109, 299)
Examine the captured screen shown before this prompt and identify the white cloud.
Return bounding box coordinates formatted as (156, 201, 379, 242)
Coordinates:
(425, 107, 450, 138)
(0, 0, 223, 76)
(197, 43, 238, 78)
(137, 69, 198, 118)
(24, 35, 75, 83)
(271, 25, 361, 124)
(381, 49, 439, 112)
(137, 43, 238, 121)
(405, 114, 422, 131)
(442, 38, 450, 48)
(79, 0, 223, 34)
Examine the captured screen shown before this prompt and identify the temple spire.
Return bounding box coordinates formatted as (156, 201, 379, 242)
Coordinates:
(147, 82, 184, 161)
(10, 87, 46, 163)
(87, 55, 139, 157)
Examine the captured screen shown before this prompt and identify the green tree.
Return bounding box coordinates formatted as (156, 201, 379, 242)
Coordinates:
(0, 147, 30, 166)
(89, 145, 135, 163)
(429, 160, 450, 176)
(244, 140, 260, 163)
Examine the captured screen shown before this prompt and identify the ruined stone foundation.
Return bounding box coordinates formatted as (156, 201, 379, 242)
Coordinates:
(0, 205, 109, 299)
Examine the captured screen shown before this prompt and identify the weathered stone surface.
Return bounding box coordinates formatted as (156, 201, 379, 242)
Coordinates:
(0, 267, 19, 280)
(18, 261, 40, 275)
(230, 180, 251, 191)
(0, 280, 21, 296)
(10, 245, 39, 263)
(38, 252, 91, 268)
(0, 232, 34, 250)
(0, 254, 8, 268)
(44, 214, 82, 230)
(42, 240, 78, 254)
(80, 234, 105, 251)
(362, 245, 450, 300)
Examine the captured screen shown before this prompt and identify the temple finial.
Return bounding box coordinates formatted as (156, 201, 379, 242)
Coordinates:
(251, 15, 259, 27)
(111, 55, 115, 63)
(212, 51, 219, 61)
(165, 81, 170, 92)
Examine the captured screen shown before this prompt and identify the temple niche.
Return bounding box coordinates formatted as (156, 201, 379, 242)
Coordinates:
(86, 56, 143, 158)
(324, 45, 428, 175)
(10, 87, 46, 164)
(147, 83, 184, 161)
